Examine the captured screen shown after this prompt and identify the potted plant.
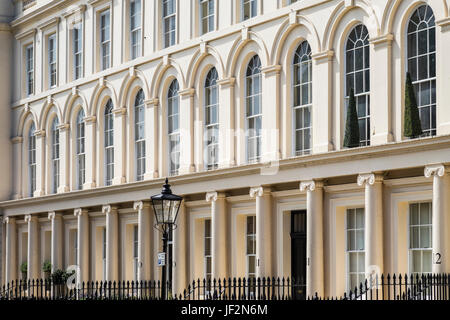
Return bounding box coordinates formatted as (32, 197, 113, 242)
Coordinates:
(20, 262, 28, 280)
(43, 260, 52, 280)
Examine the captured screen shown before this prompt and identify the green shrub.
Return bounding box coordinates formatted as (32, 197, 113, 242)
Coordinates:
(20, 262, 28, 273)
(43, 260, 52, 273)
(404, 72, 423, 138)
(343, 88, 360, 148)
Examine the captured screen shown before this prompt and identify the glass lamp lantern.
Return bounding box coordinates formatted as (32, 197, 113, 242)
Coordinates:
(151, 178, 183, 230)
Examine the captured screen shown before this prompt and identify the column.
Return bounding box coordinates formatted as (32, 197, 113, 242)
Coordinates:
(206, 192, 228, 280)
(48, 212, 63, 272)
(112, 108, 127, 185)
(173, 202, 187, 295)
(74, 208, 89, 284)
(369, 34, 394, 145)
(179, 88, 195, 174)
(11, 137, 23, 199)
(425, 164, 450, 273)
(57, 124, 70, 193)
(102, 205, 119, 281)
(83, 116, 96, 189)
(134, 201, 153, 282)
(25, 215, 39, 280)
(249, 186, 273, 278)
(145, 98, 159, 179)
(311, 51, 334, 153)
(300, 180, 324, 297)
(34, 130, 45, 196)
(217, 77, 235, 168)
(357, 173, 384, 276)
(261, 65, 281, 163)
(4, 217, 17, 284)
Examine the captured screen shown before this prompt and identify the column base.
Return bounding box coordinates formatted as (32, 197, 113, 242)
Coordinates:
(112, 176, 126, 185)
(144, 171, 159, 180)
(57, 185, 70, 193)
(82, 182, 96, 190)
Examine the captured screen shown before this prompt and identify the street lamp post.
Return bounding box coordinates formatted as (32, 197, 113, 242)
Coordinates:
(151, 178, 183, 300)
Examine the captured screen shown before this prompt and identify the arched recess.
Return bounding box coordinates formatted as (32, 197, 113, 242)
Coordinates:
(186, 45, 225, 88)
(89, 79, 119, 117)
(121, 76, 146, 181)
(327, 4, 376, 150)
(382, 0, 448, 34)
(118, 69, 151, 108)
(44, 109, 61, 195)
(275, 21, 317, 158)
(271, 15, 321, 65)
(226, 30, 270, 77)
(63, 89, 89, 124)
(323, 0, 380, 51)
(155, 66, 181, 177)
(39, 98, 63, 131)
(231, 39, 266, 165)
(20, 112, 37, 198)
(68, 101, 86, 191)
(389, 1, 441, 141)
(150, 57, 186, 98)
(17, 107, 39, 138)
(190, 54, 222, 170)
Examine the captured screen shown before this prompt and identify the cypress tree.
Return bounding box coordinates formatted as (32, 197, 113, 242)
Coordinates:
(343, 88, 360, 148)
(404, 72, 423, 138)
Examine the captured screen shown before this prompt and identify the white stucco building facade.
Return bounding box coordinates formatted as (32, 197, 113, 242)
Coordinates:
(1, 0, 450, 298)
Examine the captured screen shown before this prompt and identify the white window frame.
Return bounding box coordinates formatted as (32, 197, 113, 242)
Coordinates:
(204, 219, 212, 281)
(130, 0, 142, 60)
(346, 207, 365, 292)
(104, 99, 114, 186)
(168, 80, 180, 176)
(51, 118, 60, 194)
(162, 0, 176, 48)
(76, 110, 86, 190)
(200, 0, 214, 35)
(48, 34, 57, 88)
(241, 0, 257, 21)
(245, 56, 262, 164)
(406, 5, 436, 137)
(204, 68, 219, 170)
(73, 22, 83, 80)
(345, 24, 371, 147)
(25, 44, 34, 96)
(134, 89, 146, 181)
(28, 124, 36, 197)
(100, 9, 111, 71)
(292, 41, 312, 156)
(408, 202, 432, 275)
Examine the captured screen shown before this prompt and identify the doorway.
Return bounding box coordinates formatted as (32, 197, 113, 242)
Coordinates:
(291, 210, 306, 300)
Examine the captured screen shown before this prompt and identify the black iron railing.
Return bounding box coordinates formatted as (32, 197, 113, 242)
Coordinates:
(0, 277, 304, 301)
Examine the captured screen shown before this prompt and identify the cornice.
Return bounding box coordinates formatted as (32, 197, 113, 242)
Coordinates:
(15, 27, 36, 40)
(36, 16, 60, 31)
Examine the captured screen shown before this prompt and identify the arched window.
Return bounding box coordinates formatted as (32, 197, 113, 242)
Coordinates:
(407, 5, 436, 137)
(104, 99, 114, 186)
(76, 109, 85, 190)
(246, 55, 262, 163)
(28, 123, 36, 197)
(293, 41, 312, 156)
(204, 67, 219, 170)
(134, 89, 146, 181)
(51, 117, 60, 194)
(345, 24, 370, 146)
(168, 80, 180, 176)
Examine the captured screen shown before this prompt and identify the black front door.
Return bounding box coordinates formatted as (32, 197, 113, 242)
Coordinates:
(291, 210, 306, 300)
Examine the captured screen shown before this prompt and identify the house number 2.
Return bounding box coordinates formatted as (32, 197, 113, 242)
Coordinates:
(434, 253, 442, 265)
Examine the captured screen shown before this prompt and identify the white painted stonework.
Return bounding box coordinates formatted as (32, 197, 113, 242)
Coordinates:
(0, 0, 449, 298)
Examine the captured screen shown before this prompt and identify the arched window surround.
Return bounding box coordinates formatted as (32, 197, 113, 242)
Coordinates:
(167, 79, 180, 176)
(104, 99, 114, 186)
(245, 55, 262, 164)
(134, 88, 146, 181)
(406, 4, 436, 137)
(204, 67, 219, 170)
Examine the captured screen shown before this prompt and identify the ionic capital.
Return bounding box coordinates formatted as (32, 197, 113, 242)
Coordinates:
(249, 187, 270, 198)
(300, 180, 324, 192)
(3, 217, 15, 224)
(74, 208, 88, 217)
(102, 204, 118, 215)
(425, 164, 449, 178)
(206, 192, 218, 202)
(24, 214, 37, 223)
(357, 173, 384, 187)
(48, 211, 62, 221)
